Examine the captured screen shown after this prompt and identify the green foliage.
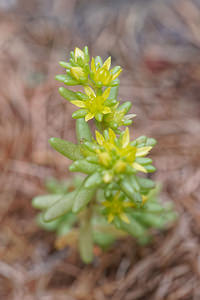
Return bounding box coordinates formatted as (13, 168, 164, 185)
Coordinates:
(32, 47, 177, 263)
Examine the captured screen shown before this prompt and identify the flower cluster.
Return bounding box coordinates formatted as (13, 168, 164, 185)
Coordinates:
(90, 56, 122, 87)
(57, 47, 90, 85)
(81, 127, 155, 185)
(32, 47, 176, 263)
(71, 86, 114, 122)
(102, 191, 133, 223)
(56, 46, 131, 129)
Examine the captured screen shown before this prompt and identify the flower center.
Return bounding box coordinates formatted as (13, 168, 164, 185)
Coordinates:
(85, 95, 105, 114)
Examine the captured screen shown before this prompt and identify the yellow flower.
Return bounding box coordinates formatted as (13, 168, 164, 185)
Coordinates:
(91, 57, 122, 86)
(103, 192, 133, 223)
(104, 107, 135, 130)
(93, 127, 152, 182)
(74, 47, 85, 62)
(73, 47, 89, 64)
(70, 66, 87, 81)
(71, 86, 112, 122)
(142, 195, 148, 205)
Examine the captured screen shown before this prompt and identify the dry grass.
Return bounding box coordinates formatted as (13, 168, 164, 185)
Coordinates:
(0, 1, 200, 299)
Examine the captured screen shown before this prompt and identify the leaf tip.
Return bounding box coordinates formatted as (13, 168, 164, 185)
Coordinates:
(48, 137, 56, 146)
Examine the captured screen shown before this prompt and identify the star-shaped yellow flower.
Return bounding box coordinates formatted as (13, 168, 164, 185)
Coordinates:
(74, 47, 85, 62)
(94, 127, 152, 182)
(71, 86, 112, 122)
(91, 57, 122, 86)
(103, 191, 133, 223)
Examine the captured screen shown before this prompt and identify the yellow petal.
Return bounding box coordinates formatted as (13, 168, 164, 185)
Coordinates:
(85, 113, 94, 121)
(132, 162, 147, 173)
(122, 127, 130, 148)
(84, 86, 96, 98)
(114, 160, 126, 173)
(108, 128, 116, 142)
(125, 113, 136, 119)
(71, 100, 86, 108)
(103, 87, 111, 100)
(102, 201, 110, 208)
(123, 202, 134, 208)
(103, 171, 113, 183)
(95, 130, 105, 146)
(98, 152, 110, 167)
(120, 213, 130, 224)
(136, 146, 152, 157)
(102, 56, 111, 70)
(91, 57, 96, 73)
(113, 191, 120, 201)
(70, 67, 85, 80)
(74, 47, 84, 61)
(142, 196, 148, 205)
(100, 69, 110, 85)
(111, 68, 122, 80)
(102, 107, 111, 114)
(108, 213, 114, 223)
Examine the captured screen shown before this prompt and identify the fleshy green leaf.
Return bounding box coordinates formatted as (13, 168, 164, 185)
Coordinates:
(144, 165, 156, 173)
(119, 214, 147, 238)
(117, 101, 132, 113)
(129, 175, 140, 192)
(95, 112, 103, 122)
(45, 178, 70, 194)
(142, 202, 166, 213)
(83, 46, 89, 61)
(72, 178, 96, 213)
(136, 177, 155, 190)
(131, 211, 166, 229)
(93, 231, 115, 249)
(84, 141, 98, 152)
(120, 177, 142, 203)
(56, 223, 71, 237)
(146, 138, 157, 147)
(32, 194, 63, 210)
(43, 191, 76, 222)
(55, 74, 69, 82)
(111, 66, 121, 75)
(59, 87, 78, 101)
(94, 56, 103, 67)
(135, 136, 146, 145)
(59, 61, 71, 68)
(84, 172, 102, 188)
(69, 160, 98, 174)
(72, 109, 87, 119)
(123, 120, 132, 126)
(55, 74, 78, 85)
(110, 79, 119, 86)
(135, 157, 152, 165)
(57, 213, 77, 236)
(49, 137, 83, 161)
(76, 118, 92, 144)
(37, 213, 61, 231)
(86, 156, 99, 164)
(107, 86, 118, 100)
(79, 219, 93, 264)
(73, 175, 85, 188)
(132, 136, 157, 148)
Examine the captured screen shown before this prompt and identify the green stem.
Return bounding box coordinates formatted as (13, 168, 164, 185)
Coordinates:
(79, 195, 96, 263)
(95, 119, 104, 133)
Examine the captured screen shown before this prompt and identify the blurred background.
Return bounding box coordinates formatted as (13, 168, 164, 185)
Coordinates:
(0, 0, 200, 299)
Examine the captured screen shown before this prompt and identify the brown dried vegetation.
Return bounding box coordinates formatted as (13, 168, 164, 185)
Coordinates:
(0, 1, 200, 299)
